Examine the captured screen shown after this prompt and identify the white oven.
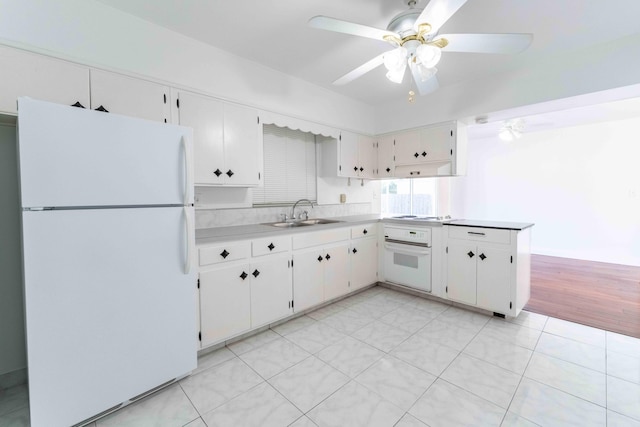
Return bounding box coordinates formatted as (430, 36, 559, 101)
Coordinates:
(383, 224, 432, 292)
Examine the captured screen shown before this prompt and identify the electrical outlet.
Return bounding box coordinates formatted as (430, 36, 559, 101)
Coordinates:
(340, 194, 346, 203)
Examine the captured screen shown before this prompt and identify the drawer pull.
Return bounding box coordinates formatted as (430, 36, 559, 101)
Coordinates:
(252, 269, 260, 278)
(214, 169, 222, 177)
(267, 243, 275, 251)
(468, 231, 486, 236)
(353, 166, 358, 172)
(421, 151, 427, 157)
(352, 248, 358, 254)
(220, 249, 230, 259)
(467, 251, 475, 258)
(317, 255, 323, 262)
(226, 169, 234, 178)
(363, 229, 368, 235)
(414, 152, 419, 158)
(325, 253, 331, 261)
(479, 253, 487, 261)
(239, 271, 248, 280)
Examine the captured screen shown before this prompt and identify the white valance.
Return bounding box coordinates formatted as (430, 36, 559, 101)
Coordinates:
(259, 110, 340, 139)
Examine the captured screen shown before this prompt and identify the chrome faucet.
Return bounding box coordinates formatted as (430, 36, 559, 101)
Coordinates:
(291, 199, 315, 220)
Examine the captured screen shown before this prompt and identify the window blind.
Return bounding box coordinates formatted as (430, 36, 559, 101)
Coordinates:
(253, 125, 317, 205)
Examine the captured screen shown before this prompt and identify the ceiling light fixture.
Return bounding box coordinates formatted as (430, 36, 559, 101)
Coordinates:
(383, 40, 441, 85)
(498, 118, 525, 141)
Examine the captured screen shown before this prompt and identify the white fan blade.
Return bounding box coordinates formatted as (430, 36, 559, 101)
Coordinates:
(309, 16, 398, 42)
(439, 33, 533, 53)
(333, 52, 387, 85)
(410, 65, 440, 95)
(414, 0, 468, 34)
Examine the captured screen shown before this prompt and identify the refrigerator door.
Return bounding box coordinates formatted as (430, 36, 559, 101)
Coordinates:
(22, 207, 197, 427)
(17, 97, 194, 208)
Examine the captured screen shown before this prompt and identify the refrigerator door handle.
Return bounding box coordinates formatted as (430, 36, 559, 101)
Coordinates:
(182, 135, 193, 205)
(184, 206, 193, 274)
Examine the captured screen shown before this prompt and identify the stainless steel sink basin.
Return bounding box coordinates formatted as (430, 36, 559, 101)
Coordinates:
(264, 218, 343, 228)
(299, 218, 342, 225)
(267, 221, 313, 228)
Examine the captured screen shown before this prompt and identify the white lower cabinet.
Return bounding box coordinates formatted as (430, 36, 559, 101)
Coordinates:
(292, 248, 326, 312)
(444, 225, 531, 316)
(250, 254, 293, 328)
(322, 242, 351, 301)
(350, 236, 378, 291)
(199, 263, 251, 348)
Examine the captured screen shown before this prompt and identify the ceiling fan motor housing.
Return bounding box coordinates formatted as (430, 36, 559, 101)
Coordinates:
(387, 8, 425, 38)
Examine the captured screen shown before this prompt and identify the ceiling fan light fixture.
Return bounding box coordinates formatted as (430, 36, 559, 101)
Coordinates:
(383, 47, 407, 72)
(414, 62, 438, 82)
(416, 44, 442, 68)
(386, 65, 406, 84)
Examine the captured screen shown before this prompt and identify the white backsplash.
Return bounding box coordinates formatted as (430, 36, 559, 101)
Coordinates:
(196, 203, 374, 229)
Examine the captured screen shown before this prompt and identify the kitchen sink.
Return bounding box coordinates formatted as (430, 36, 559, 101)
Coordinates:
(264, 218, 343, 228)
(267, 221, 313, 228)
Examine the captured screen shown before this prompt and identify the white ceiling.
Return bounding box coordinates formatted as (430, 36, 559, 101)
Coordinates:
(95, 0, 640, 107)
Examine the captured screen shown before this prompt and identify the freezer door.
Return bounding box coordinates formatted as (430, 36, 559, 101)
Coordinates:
(22, 207, 197, 427)
(17, 97, 194, 208)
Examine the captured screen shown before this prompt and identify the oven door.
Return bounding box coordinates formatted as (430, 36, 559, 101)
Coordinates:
(383, 241, 432, 292)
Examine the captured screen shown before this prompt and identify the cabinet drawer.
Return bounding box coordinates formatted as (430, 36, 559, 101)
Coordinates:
(448, 226, 511, 244)
(292, 227, 350, 250)
(199, 241, 250, 266)
(351, 223, 377, 239)
(252, 235, 291, 257)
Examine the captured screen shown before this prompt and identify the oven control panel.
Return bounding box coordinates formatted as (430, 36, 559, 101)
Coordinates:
(384, 225, 432, 246)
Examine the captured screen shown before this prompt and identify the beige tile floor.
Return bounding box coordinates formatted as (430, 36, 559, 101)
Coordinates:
(2, 285, 639, 426)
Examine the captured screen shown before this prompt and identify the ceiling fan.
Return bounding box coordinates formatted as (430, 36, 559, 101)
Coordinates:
(308, 0, 533, 96)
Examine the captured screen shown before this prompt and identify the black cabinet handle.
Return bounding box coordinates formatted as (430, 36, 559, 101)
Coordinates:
(71, 101, 85, 109)
(94, 105, 109, 113)
(352, 248, 357, 254)
(467, 251, 475, 258)
(479, 253, 487, 261)
(422, 151, 427, 157)
(363, 229, 368, 235)
(220, 249, 230, 259)
(252, 269, 260, 278)
(325, 254, 331, 261)
(353, 166, 358, 172)
(226, 170, 234, 177)
(317, 255, 323, 262)
(359, 167, 364, 172)
(414, 152, 419, 158)
(386, 167, 391, 173)
(214, 169, 222, 177)
(468, 231, 486, 236)
(267, 243, 275, 251)
(240, 271, 248, 280)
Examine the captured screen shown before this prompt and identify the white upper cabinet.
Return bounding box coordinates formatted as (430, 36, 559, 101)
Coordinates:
(393, 121, 467, 177)
(89, 69, 170, 123)
(175, 90, 262, 187)
(0, 45, 89, 115)
(376, 134, 395, 178)
(322, 131, 376, 179)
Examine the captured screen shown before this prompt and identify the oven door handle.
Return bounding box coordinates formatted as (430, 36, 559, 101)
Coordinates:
(384, 242, 431, 256)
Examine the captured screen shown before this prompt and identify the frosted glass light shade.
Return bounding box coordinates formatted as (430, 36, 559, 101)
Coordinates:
(416, 44, 442, 68)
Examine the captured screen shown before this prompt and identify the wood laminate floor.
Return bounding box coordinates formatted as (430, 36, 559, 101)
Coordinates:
(526, 254, 640, 338)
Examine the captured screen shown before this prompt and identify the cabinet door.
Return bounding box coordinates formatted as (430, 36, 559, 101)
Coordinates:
(358, 135, 376, 178)
(177, 91, 225, 185)
(476, 245, 512, 314)
(446, 241, 477, 305)
(0, 45, 89, 115)
(293, 248, 325, 312)
(351, 237, 378, 291)
(90, 69, 170, 123)
(393, 130, 421, 165)
(250, 255, 293, 327)
(376, 135, 395, 177)
(199, 264, 251, 347)
(339, 131, 359, 178)
(224, 103, 261, 186)
(323, 242, 351, 301)
(420, 123, 453, 162)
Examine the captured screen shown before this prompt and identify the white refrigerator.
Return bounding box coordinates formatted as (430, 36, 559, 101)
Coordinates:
(17, 98, 197, 427)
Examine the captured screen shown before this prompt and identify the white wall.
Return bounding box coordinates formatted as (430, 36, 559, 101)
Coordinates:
(450, 117, 640, 266)
(0, 0, 374, 134)
(0, 124, 26, 377)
